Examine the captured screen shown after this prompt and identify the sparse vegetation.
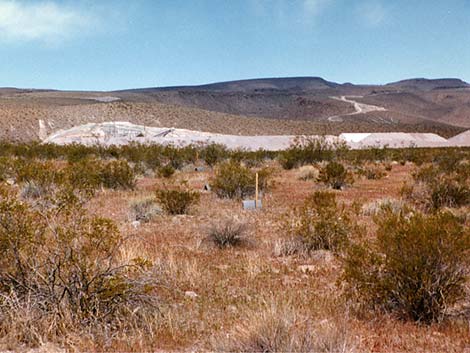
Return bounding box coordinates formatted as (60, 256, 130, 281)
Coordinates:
(342, 207, 470, 323)
(0, 141, 469, 351)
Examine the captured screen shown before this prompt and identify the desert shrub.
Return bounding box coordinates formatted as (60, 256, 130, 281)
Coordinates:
(211, 301, 353, 353)
(157, 164, 176, 178)
(357, 166, 386, 180)
(64, 159, 101, 192)
(342, 208, 470, 323)
(200, 143, 228, 167)
(155, 188, 200, 215)
(297, 165, 319, 181)
(429, 177, 470, 209)
(129, 197, 162, 222)
(14, 159, 64, 189)
(405, 164, 470, 211)
(361, 198, 405, 217)
(288, 191, 351, 253)
(0, 186, 155, 339)
(319, 161, 353, 190)
(19, 181, 45, 200)
(210, 161, 271, 199)
(66, 159, 136, 191)
(272, 237, 306, 257)
(433, 149, 462, 173)
(99, 160, 136, 190)
(279, 137, 348, 170)
(204, 219, 250, 249)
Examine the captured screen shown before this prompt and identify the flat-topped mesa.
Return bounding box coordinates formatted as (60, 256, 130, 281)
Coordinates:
(44, 121, 470, 150)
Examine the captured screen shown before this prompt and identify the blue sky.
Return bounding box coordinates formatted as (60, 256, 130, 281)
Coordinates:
(1, 0, 470, 91)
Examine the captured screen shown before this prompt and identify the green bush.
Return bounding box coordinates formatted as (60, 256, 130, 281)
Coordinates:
(288, 191, 351, 252)
(155, 188, 200, 215)
(430, 177, 470, 209)
(99, 160, 136, 190)
(66, 159, 136, 191)
(210, 161, 271, 199)
(200, 143, 228, 167)
(406, 165, 470, 210)
(279, 137, 348, 170)
(158, 164, 176, 178)
(0, 186, 154, 328)
(319, 161, 353, 190)
(342, 208, 470, 323)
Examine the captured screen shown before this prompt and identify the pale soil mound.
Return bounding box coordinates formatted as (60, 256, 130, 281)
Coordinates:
(448, 129, 470, 146)
(45, 121, 341, 150)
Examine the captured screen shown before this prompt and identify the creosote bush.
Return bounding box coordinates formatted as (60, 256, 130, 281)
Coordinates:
(157, 164, 176, 178)
(200, 143, 228, 167)
(210, 161, 271, 199)
(319, 161, 354, 190)
(403, 163, 470, 211)
(155, 187, 200, 215)
(288, 191, 351, 253)
(342, 207, 470, 323)
(0, 186, 155, 342)
(279, 136, 348, 170)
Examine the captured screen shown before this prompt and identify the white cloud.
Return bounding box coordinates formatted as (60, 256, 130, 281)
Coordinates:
(356, 1, 388, 27)
(0, 0, 95, 43)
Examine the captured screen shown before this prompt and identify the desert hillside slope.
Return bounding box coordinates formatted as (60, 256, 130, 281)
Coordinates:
(1, 76, 469, 142)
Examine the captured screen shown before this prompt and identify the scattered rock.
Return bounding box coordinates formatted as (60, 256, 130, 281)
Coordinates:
(215, 265, 230, 271)
(185, 291, 198, 299)
(297, 265, 316, 273)
(311, 250, 335, 263)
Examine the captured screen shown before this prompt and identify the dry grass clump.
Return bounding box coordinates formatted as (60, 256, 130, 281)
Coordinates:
(356, 165, 387, 180)
(361, 197, 405, 216)
(210, 301, 355, 352)
(342, 207, 470, 323)
(129, 197, 162, 222)
(202, 219, 251, 249)
(272, 237, 306, 257)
